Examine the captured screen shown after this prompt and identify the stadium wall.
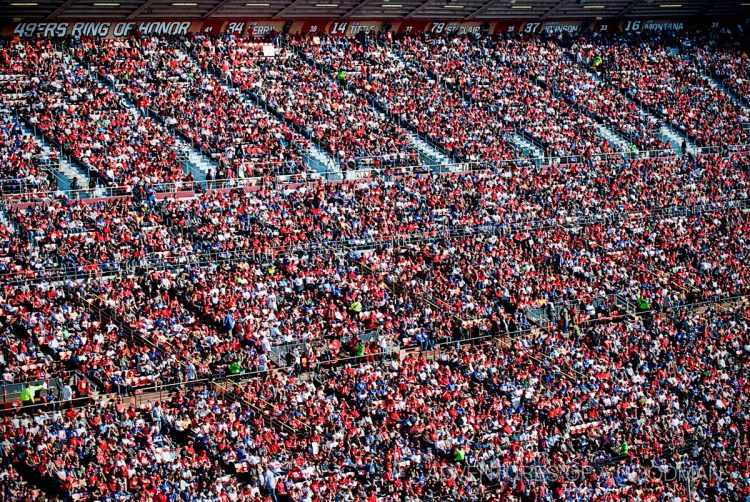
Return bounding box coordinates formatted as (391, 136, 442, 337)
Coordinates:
(2, 17, 737, 38)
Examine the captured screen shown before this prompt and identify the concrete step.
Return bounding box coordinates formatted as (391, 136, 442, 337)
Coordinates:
(410, 133, 451, 167)
(509, 133, 545, 159)
(575, 56, 693, 156)
(595, 124, 630, 152)
(0, 207, 13, 233)
(306, 143, 341, 179)
(660, 124, 698, 156)
(16, 119, 90, 194)
(172, 136, 211, 183)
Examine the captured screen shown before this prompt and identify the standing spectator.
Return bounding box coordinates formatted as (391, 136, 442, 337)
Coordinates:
(224, 309, 235, 336)
(59, 382, 73, 408)
(19, 383, 43, 409)
(264, 466, 278, 502)
(185, 362, 197, 386)
(151, 401, 164, 432)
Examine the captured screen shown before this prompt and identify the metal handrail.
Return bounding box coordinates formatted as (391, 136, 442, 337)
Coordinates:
(2, 143, 749, 204)
(1, 197, 748, 284)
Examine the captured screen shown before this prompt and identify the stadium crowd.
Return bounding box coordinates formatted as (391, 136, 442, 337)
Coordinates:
(0, 111, 56, 195)
(516, 37, 670, 150)
(190, 35, 416, 171)
(5, 200, 750, 392)
(0, 39, 188, 188)
(1, 399, 247, 501)
(4, 300, 747, 501)
(73, 37, 309, 179)
(391, 35, 616, 158)
(1, 28, 750, 502)
(698, 46, 750, 104)
(6, 150, 750, 274)
(589, 33, 750, 146)
(291, 34, 524, 163)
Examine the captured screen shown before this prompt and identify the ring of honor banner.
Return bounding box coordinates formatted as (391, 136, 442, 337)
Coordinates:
(2, 17, 741, 39)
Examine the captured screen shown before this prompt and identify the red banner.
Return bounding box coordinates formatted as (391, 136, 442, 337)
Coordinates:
(1, 17, 728, 39)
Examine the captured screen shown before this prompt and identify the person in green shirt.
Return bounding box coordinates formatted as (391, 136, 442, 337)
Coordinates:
(228, 361, 242, 375)
(355, 342, 365, 358)
(629, 144, 638, 159)
(349, 300, 362, 320)
(20, 384, 44, 408)
(619, 441, 629, 455)
(453, 446, 466, 462)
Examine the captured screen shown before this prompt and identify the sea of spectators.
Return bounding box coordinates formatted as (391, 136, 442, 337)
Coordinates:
(393, 35, 616, 158)
(190, 34, 417, 171)
(0, 140, 747, 409)
(2, 298, 749, 501)
(0, 38, 189, 188)
(5, 150, 750, 275)
(698, 46, 750, 105)
(73, 37, 309, 179)
(0, 279, 152, 404)
(1, 399, 248, 501)
(58, 301, 744, 501)
(3, 179, 750, 498)
(2, 32, 748, 192)
(1, 29, 750, 502)
(0, 110, 56, 195)
(294, 34, 522, 163)
(514, 36, 670, 151)
(5, 200, 750, 394)
(590, 33, 750, 146)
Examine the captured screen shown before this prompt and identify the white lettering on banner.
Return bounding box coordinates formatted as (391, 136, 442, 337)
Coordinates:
(227, 22, 245, 34)
(599, 24, 608, 32)
(349, 23, 377, 34)
(524, 22, 541, 33)
(623, 20, 641, 32)
(137, 21, 190, 35)
(543, 22, 579, 34)
(43, 23, 58, 37)
(456, 25, 480, 36)
(71, 22, 111, 37)
(330, 22, 348, 34)
(430, 22, 446, 34)
(14, 23, 69, 37)
(308, 25, 318, 33)
(12, 23, 28, 37)
(250, 24, 273, 36)
(113, 22, 136, 37)
(642, 21, 684, 31)
(444, 23, 459, 34)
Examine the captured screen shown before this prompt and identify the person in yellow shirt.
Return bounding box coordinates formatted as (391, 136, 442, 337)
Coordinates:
(20, 383, 44, 409)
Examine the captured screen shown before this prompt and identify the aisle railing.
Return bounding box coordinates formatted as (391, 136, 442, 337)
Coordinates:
(1, 197, 748, 284)
(2, 143, 748, 204)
